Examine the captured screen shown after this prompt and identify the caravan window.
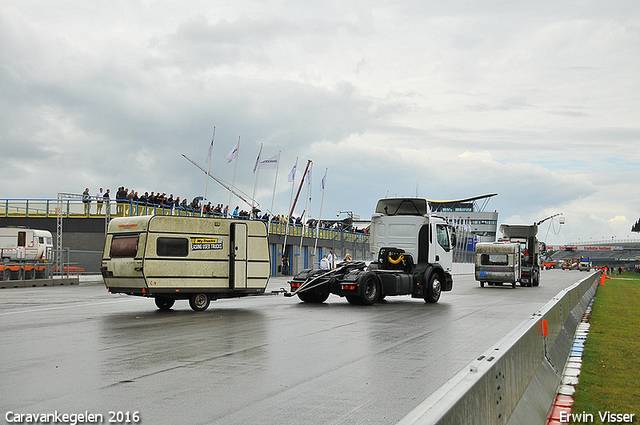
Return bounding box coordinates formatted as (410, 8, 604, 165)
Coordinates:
(111, 235, 139, 258)
(157, 237, 189, 257)
(480, 254, 509, 266)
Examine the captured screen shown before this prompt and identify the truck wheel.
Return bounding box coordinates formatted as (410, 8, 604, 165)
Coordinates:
(297, 291, 314, 303)
(311, 292, 330, 303)
(480, 281, 485, 288)
(297, 290, 329, 303)
(425, 273, 442, 303)
(189, 293, 210, 311)
(346, 295, 362, 305)
(359, 274, 380, 305)
(155, 297, 175, 311)
(532, 269, 540, 287)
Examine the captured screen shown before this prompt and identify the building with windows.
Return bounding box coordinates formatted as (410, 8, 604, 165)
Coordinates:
(428, 194, 499, 244)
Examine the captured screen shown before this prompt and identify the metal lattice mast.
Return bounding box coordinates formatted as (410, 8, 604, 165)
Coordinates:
(56, 193, 63, 275)
(56, 192, 110, 275)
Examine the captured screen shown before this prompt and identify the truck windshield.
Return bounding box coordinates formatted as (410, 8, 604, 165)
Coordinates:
(110, 235, 139, 258)
(375, 199, 429, 216)
(437, 224, 451, 251)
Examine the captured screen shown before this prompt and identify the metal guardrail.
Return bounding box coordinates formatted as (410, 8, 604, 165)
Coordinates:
(0, 198, 370, 243)
(398, 272, 599, 425)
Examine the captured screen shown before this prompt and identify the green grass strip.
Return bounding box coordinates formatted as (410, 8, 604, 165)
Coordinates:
(570, 272, 640, 424)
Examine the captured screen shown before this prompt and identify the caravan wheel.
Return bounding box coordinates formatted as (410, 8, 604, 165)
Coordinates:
(155, 297, 175, 311)
(189, 293, 210, 312)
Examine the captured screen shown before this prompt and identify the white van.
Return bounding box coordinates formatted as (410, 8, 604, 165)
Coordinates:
(101, 215, 270, 311)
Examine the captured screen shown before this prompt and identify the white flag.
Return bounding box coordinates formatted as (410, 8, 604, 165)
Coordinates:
(287, 158, 298, 183)
(304, 163, 312, 187)
(224, 141, 239, 163)
(320, 169, 327, 191)
(206, 129, 215, 163)
(253, 144, 263, 174)
(259, 153, 279, 169)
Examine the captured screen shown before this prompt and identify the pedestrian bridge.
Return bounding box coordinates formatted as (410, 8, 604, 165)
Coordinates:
(0, 198, 370, 244)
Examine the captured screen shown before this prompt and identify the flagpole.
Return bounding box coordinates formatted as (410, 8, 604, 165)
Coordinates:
(201, 126, 215, 217)
(182, 154, 257, 208)
(289, 159, 312, 218)
(228, 136, 241, 211)
(269, 151, 281, 218)
(313, 168, 327, 256)
(299, 163, 312, 255)
(251, 143, 263, 217)
(282, 157, 298, 255)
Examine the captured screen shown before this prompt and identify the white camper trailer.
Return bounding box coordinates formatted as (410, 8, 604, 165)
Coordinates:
(101, 215, 270, 311)
(0, 227, 53, 261)
(0, 227, 53, 281)
(475, 242, 521, 288)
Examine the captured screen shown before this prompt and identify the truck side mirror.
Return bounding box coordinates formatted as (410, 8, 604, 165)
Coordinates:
(451, 233, 457, 247)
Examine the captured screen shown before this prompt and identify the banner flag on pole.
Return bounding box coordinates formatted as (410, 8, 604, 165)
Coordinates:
(253, 144, 263, 174)
(206, 129, 215, 163)
(259, 153, 279, 170)
(320, 168, 327, 191)
(288, 158, 298, 183)
(224, 141, 239, 163)
(304, 162, 313, 187)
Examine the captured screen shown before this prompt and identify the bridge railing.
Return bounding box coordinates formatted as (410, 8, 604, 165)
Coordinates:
(0, 198, 370, 243)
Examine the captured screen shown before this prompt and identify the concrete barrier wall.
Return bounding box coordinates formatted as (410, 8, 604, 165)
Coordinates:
(398, 272, 599, 425)
(0, 277, 80, 288)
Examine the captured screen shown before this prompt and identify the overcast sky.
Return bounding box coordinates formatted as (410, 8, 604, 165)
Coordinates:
(1, 1, 639, 245)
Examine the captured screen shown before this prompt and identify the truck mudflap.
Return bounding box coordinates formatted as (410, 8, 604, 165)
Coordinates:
(443, 271, 454, 292)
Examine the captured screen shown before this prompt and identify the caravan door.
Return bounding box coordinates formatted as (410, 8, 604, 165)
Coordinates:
(230, 223, 248, 289)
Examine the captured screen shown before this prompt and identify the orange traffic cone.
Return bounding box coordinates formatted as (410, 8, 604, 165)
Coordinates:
(599, 272, 612, 285)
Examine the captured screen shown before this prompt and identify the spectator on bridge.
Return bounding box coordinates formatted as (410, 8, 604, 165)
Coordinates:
(116, 187, 127, 216)
(103, 189, 110, 211)
(95, 188, 104, 214)
(82, 188, 90, 216)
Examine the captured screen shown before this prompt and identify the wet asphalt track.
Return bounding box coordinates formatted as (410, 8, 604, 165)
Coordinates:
(0, 270, 592, 425)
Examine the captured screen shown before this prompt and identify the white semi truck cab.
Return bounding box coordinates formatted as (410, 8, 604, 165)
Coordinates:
(289, 198, 455, 305)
